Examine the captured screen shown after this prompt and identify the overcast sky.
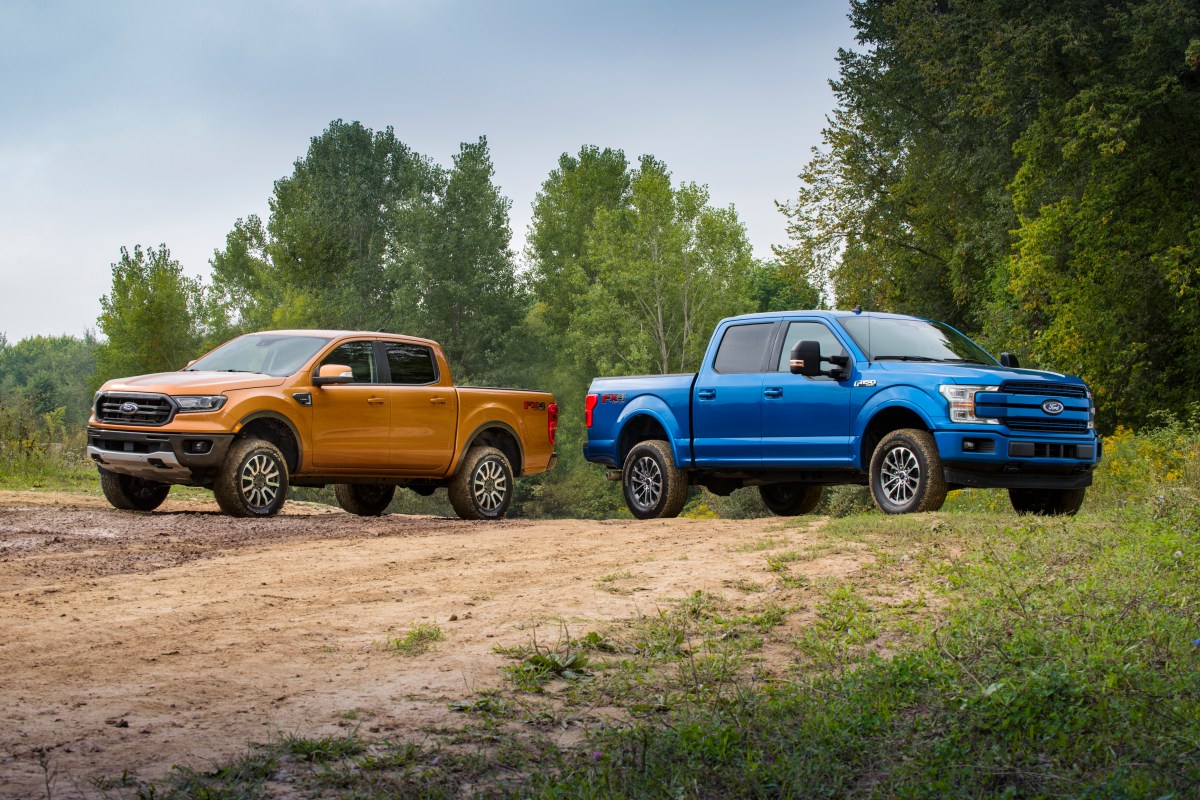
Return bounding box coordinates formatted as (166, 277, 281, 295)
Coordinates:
(0, 1, 856, 343)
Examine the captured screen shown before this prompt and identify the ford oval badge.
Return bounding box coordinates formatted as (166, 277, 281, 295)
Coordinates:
(119, 401, 139, 414)
(1042, 400, 1064, 415)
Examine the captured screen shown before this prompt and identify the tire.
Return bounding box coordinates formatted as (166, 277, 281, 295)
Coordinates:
(335, 483, 396, 516)
(869, 428, 947, 514)
(98, 468, 170, 512)
(449, 446, 514, 520)
(759, 483, 823, 516)
(622, 440, 688, 520)
(1009, 488, 1086, 516)
(213, 438, 289, 517)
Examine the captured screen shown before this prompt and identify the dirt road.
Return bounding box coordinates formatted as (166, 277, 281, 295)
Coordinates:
(0, 491, 864, 798)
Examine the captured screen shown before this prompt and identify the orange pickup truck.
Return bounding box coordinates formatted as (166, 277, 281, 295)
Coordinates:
(87, 330, 557, 519)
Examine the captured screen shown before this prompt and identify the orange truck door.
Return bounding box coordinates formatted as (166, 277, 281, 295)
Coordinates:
(379, 341, 457, 473)
(311, 340, 391, 469)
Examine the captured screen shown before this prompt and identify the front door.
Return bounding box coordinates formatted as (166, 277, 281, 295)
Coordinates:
(310, 340, 391, 469)
(761, 320, 854, 467)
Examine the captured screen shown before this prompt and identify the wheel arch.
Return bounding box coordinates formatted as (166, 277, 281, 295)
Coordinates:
(236, 412, 302, 474)
(453, 421, 524, 477)
(858, 403, 933, 470)
(614, 400, 685, 468)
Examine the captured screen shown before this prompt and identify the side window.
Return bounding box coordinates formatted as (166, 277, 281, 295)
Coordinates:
(777, 322, 846, 379)
(712, 323, 774, 374)
(384, 342, 437, 385)
(320, 341, 376, 383)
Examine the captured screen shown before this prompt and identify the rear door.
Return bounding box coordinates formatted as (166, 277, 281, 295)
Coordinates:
(311, 339, 390, 469)
(380, 341, 458, 473)
(691, 321, 777, 466)
(761, 319, 854, 466)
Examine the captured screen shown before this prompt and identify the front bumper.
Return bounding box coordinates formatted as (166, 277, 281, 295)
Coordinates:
(87, 427, 234, 485)
(935, 428, 1100, 491)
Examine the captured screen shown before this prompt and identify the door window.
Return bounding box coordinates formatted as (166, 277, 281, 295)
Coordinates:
(712, 323, 774, 374)
(776, 322, 846, 380)
(320, 341, 377, 383)
(383, 343, 438, 384)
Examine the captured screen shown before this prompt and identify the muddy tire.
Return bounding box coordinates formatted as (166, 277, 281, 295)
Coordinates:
(213, 438, 289, 517)
(1009, 487, 1086, 516)
(759, 483, 823, 516)
(449, 446, 514, 520)
(622, 439, 688, 520)
(335, 484, 395, 516)
(869, 428, 947, 514)
(98, 468, 170, 512)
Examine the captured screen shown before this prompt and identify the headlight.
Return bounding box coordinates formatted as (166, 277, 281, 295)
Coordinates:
(1087, 389, 1095, 430)
(174, 395, 227, 413)
(939, 384, 1000, 424)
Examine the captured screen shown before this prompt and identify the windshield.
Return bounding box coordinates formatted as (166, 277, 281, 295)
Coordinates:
(184, 334, 333, 377)
(839, 317, 997, 365)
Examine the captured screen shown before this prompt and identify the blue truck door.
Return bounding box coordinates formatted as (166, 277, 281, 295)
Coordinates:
(761, 320, 855, 466)
(691, 321, 777, 466)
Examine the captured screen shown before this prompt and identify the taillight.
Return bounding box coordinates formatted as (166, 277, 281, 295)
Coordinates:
(585, 394, 599, 428)
(548, 402, 558, 445)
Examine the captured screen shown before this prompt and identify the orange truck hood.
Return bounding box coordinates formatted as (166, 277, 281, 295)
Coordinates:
(101, 371, 287, 395)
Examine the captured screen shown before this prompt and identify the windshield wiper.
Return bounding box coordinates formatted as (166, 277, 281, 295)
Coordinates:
(873, 355, 939, 362)
(941, 358, 991, 365)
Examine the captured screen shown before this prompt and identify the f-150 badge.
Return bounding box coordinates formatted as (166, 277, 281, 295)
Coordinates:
(854, 380, 877, 387)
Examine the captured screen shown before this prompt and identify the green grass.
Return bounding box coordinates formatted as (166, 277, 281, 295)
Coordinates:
(385, 623, 445, 656)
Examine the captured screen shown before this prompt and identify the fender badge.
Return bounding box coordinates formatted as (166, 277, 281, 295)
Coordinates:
(853, 380, 877, 388)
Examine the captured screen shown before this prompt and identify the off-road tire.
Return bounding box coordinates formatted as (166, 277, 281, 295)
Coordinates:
(335, 484, 396, 516)
(213, 438, 289, 517)
(1009, 487, 1086, 516)
(759, 483, 823, 516)
(449, 446, 514, 520)
(622, 439, 688, 520)
(869, 428, 947, 514)
(98, 468, 170, 512)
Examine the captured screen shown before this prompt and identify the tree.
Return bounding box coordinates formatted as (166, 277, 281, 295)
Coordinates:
(0, 333, 98, 426)
(393, 137, 526, 383)
(94, 245, 204, 383)
(572, 157, 756, 376)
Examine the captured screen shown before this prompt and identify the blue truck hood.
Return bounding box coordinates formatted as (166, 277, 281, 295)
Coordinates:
(872, 362, 1086, 388)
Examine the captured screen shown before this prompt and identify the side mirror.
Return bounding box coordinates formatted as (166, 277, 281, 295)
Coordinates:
(313, 363, 354, 387)
(999, 352, 1020, 369)
(789, 341, 823, 377)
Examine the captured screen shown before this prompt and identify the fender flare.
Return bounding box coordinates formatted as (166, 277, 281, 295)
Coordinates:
(236, 411, 304, 472)
(451, 420, 526, 476)
(614, 395, 689, 467)
(854, 388, 943, 467)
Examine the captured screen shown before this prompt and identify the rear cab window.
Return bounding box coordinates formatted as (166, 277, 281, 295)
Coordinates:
(712, 323, 775, 374)
(383, 342, 438, 385)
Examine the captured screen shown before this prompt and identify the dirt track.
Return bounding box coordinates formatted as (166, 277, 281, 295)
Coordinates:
(0, 490, 865, 798)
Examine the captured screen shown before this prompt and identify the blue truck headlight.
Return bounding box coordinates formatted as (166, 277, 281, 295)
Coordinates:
(174, 395, 227, 413)
(939, 384, 1000, 424)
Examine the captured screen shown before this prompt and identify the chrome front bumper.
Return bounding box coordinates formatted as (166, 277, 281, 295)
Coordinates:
(87, 446, 193, 481)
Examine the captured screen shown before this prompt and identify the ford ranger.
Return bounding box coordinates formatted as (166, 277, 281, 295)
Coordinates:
(583, 310, 1099, 518)
(88, 330, 557, 519)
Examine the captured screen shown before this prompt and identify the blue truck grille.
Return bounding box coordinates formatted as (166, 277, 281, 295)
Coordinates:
(1002, 381, 1087, 398)
(95, 393, 175, 426)
(1006, 418, 1090, 434)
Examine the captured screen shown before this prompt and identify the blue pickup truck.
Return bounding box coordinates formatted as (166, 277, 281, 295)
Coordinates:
(583, 309, 1100, 518)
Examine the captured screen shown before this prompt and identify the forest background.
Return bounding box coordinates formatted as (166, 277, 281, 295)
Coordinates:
(3, 0, 1198, 518)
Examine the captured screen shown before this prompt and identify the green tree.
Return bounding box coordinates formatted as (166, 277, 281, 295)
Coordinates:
(94, 244, 205, 383)
(393, 137, 526, 383)
(0, 333, 98, 425)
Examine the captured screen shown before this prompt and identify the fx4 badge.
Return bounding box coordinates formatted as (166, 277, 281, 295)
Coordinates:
(524, 401, 547, 411)
(853, 380, 877, 388)
(600, 393, 626, 404)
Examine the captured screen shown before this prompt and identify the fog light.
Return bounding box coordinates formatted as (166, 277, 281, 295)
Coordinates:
(186, 440, 212, 454)
(963, 440, 976, 452)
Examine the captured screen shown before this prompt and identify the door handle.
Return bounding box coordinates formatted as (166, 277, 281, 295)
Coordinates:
(367, 397, 385, 406)
(697, 389, 717, 400)
(429, 396, 447, 405)
(764, 387, 783, 399)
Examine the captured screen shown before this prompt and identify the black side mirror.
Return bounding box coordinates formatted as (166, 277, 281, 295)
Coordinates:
(789, 341, 823, 377)
(1000, 352, 1020, 369)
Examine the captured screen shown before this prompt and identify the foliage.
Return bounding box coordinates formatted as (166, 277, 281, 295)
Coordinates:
(386, 622, 445, 657)
(779, 0, 1200, 429)
(0, 333, 97, 427)
(94, 244, 207, 385)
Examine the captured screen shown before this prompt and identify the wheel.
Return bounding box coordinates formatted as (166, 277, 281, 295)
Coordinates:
(98, 468, 170, 512)
(1009, 488, 1086, 516)
(622, 440, 688, 520)
(759, 483, 823, 516)
(449, 446, 514, 520)
(869, 429, 947, 514)
(213, 438, 289, 517)
(335, 484, 396, 516)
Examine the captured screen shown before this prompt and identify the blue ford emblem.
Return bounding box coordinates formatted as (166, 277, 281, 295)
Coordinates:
(1042, 400, 1064, 415)
(119, 401, 139, 414)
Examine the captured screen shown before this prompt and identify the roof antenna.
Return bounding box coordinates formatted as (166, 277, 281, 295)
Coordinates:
(852, 304, 862, 314)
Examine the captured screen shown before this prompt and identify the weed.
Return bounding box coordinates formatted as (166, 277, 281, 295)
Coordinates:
(385, 622, 444, 656)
